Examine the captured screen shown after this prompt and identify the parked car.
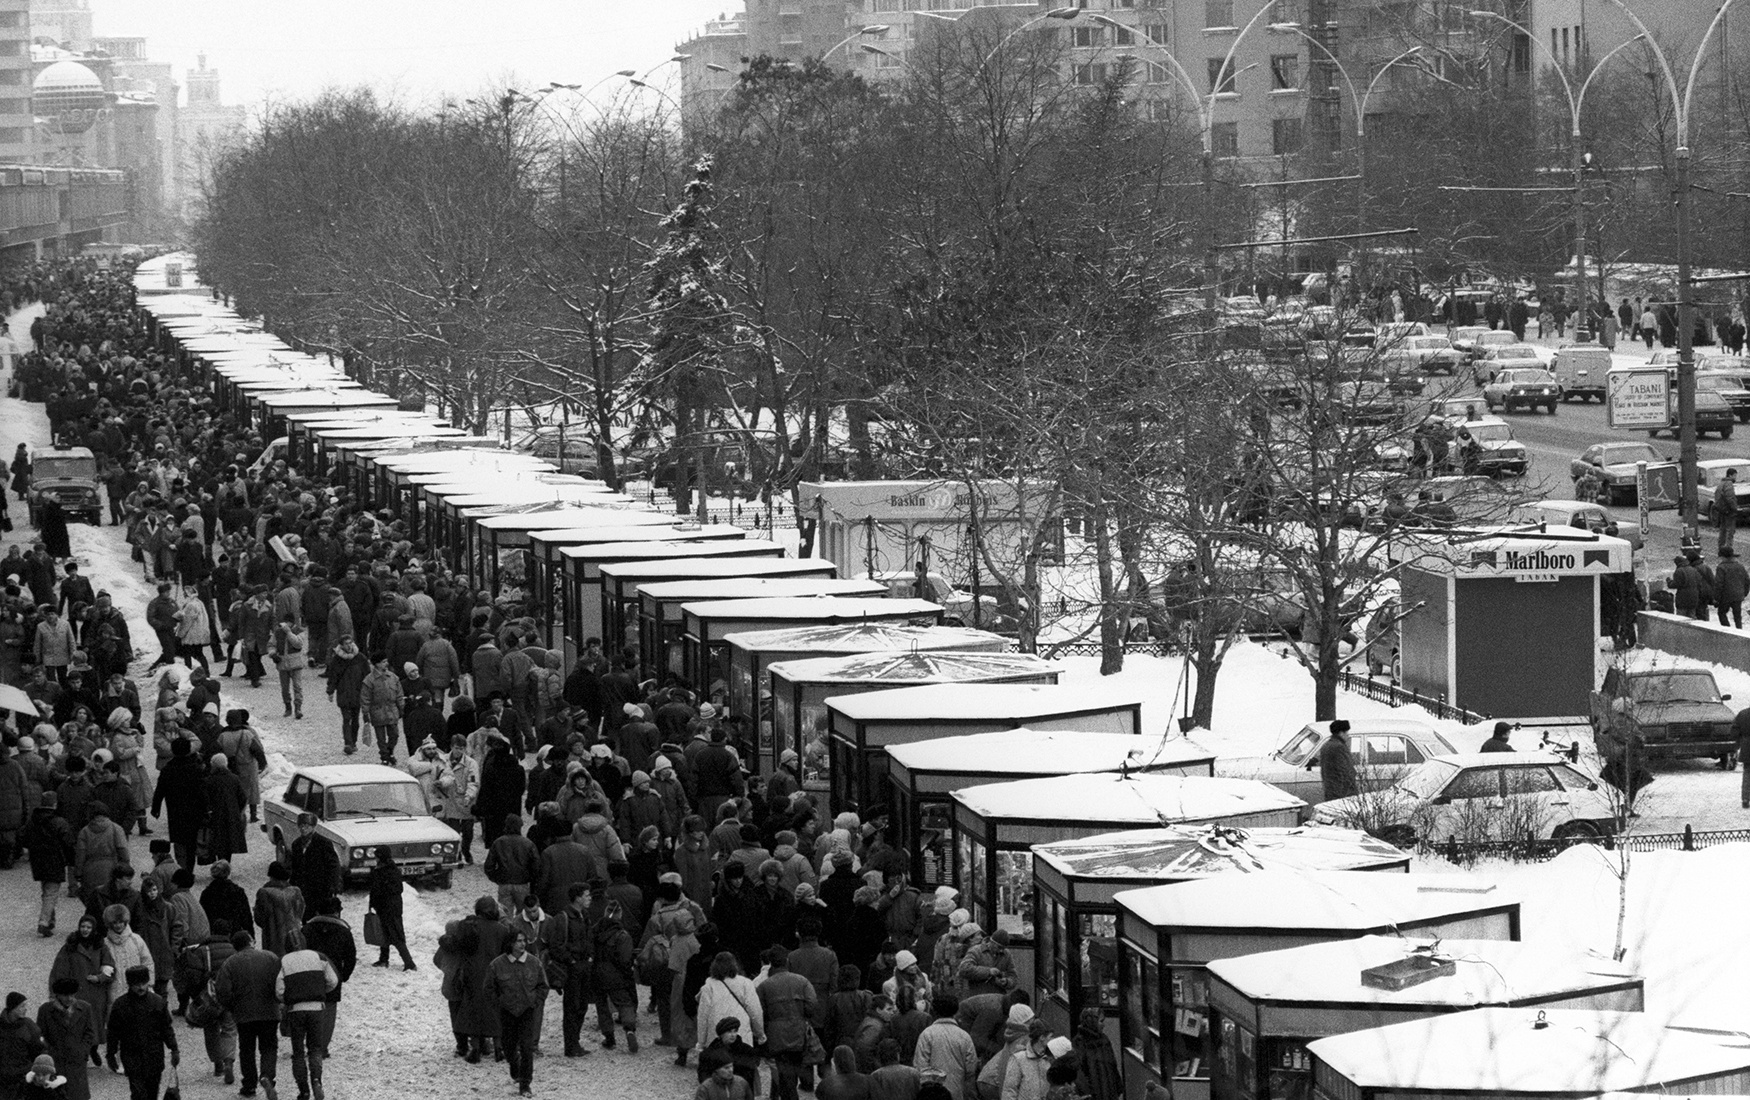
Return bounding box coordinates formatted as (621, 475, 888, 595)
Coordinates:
(26, 446, 100, 525)
(1696, 371, 1750, 422)
(1218, 719, 1458, 810)
(1451, 327, 1516, 364)
(1374, 321, 1431, 349)
(1649, 389, 1734, 439)
(1386, 334, 1465, 376)
(1311, 753, 1619, 846)
(1696, 458, 1750, 525)
(1550, 344, 1611, 403)
(1482, 367, 1561, 414)
(1448, 416, 1528, 478)
(1590, 665, 1737, 767)
(1336, 380, 1403, 425)
(1570, 441, 1670, 504)
(1510, 499, 1643, 550)
(1475, 343, 1547, 382)
(263, 765, 462, 886)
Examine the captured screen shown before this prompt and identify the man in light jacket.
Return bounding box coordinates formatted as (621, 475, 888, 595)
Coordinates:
(358, 656, 405, 766)
(275, 928, 339, 1100)
(913, 993, 978, 1100)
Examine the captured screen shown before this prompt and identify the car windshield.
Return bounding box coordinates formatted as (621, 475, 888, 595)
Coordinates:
(34, 457, 93, 480)
(1506, 369, 1555, 383)
(1479, 332, 1515, 344)
(325, 781, 430, 818)
(1698, 392, 1731, 409)
(1394, 759, 1460, 800)
(1276, 726, 1323, 766)
(1628, 672, 1722, 705)
(1598, 444, 1663, 465)
(1494, 349, 1543, 362)
(1465, 423, 1513, 443)
(1697, 375, 1742, 392)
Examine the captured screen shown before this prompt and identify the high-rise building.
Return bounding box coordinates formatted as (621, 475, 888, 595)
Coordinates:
(96, 35, 177, 220)
(677, 12, 747, 129)
(177, 53, 245, 218)
(0, 0, 29, 163)
(28, 0, 87, 52)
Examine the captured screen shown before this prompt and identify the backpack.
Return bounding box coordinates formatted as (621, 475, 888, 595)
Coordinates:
(636, 931, 670, 984)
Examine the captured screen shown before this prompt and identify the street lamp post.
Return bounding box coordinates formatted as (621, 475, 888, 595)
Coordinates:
(1469, 12, 1644, 343)
(1600, 0, 1742, 540)
(821, 25, 891, 62)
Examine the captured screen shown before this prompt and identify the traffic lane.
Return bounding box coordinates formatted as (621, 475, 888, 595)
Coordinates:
(1504, 390, 1750, 562)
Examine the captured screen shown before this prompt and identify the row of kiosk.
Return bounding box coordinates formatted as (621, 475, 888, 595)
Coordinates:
(131, 256, 1734, 1100)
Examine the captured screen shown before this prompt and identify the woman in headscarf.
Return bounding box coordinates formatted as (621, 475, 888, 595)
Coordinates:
(47, 913, 112, 1055)
(128, 877, 173, 999)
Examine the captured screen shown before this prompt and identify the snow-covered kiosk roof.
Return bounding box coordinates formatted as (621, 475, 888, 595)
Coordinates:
(891, 729, 1214, 796)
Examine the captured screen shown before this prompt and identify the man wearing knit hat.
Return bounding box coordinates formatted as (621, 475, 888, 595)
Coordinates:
(106, 966, 178, 1100)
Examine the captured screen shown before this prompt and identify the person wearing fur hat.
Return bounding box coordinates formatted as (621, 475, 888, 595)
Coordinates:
(932, 912, 982, 994)
(0, 992, 44, 1100)
(35, 988, 91, 1100)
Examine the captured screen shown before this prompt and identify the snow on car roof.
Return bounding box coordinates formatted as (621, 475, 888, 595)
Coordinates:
(1115, 869, 1511, 930)
(1208, 935, 1638, 1008)
(727, 622, 1004, 655)
(1034, 824, 1407, 879)
(954, 772, 1301, 824)
(825, 682, 1140, 721)
(1307, 1007, 1750, 1092)
(290, 764, 419, 785)
(888, 729, 1210, 775)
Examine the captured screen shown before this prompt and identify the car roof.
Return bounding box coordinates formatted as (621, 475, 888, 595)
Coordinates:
(1449, 415, 1509, 429)
(290, 764, 418, 785)
(1528, 499, 1597, 513)
(1428, 752, 1580, 768)
(37, 447, 95, 459)
(1301, 718, 1439, 736)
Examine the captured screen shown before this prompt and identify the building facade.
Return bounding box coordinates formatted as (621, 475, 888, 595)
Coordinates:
(176, 54, 245, 219)
(0, 0, 29, 163)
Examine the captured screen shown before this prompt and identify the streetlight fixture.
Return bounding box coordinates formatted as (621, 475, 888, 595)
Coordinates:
(1597, 0, 1743, 540)
(980, 7, 1082, 69)
(1470, 10, 1644, 340)
(821, 24, 892, 61)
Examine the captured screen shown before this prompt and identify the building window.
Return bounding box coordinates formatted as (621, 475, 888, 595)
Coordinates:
(1074, 62, 1109, 85)
(1272, 117, 1304, 154)
(1271, 54, 1299, 90)
(0, 70, 21, 86)
(1211, 121, 1239, 157)
(1071, 26, 1103, 47)
(0, 13, 18, 28)
(1512, 32, 1530, 73)
(1145, 61, 1171, 84)
(0, 128, 23, 145)
(1208, 56, 1236, 94)
(1145, 22, 1169, 43)
(0, 41, 19, 56)
(1112, 24, 1134, 45)
(1205, 0, 1234, 27)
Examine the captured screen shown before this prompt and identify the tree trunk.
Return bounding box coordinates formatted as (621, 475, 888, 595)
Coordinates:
(1190, 633, 1223, 731)
(1314, 634, 1341, 720)
(1090, 492, 1124, 676)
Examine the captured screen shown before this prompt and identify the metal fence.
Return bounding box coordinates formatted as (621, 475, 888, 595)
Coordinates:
(1338, 669, 1491, 724)
(1427, 824, 1750, 865)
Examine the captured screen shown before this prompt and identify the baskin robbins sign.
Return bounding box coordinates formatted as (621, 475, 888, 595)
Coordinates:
(1449, 537, 1631, 583)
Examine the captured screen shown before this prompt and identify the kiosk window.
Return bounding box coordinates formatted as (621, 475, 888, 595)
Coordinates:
(993, 850, 1035, 940)
(1038, 894, 1066, 999)
(1080, 913, 1119, 1011)
(1168, 966, 1211, 1080)
(1120, 949, 1160, 1070)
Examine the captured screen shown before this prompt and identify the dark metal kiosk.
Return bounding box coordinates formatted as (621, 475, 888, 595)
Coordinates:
(642, 578, 887, 682)
(1207, 936, 1643, 1100)
(1115, 873, 1520, 1100)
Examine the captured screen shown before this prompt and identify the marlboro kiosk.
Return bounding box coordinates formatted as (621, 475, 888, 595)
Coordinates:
(1394, 530, 1633, 718)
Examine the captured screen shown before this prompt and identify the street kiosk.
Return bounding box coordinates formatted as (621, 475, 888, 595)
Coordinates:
(1207, 936, 1644, 1100)
(1115, 872, 1520, 1100)
(1394, 530, 1634, 717)
(528, 525, 749, 647)
(1031, 826, 1408, 1036)
(729, 622, 1007, 774)
(890, 731, 1217, 897)
(471, 507, 674, 596)
(560, 541, 790, 659)
(1306, 1008, 1750, 1100)
(642, 578, 888, 680)
(780, 649, 1052, 800)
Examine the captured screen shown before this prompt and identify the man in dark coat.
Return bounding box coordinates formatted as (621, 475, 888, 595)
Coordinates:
(402, 692, 445, 761)
(149, 739, 206, 872)
(1318, 720, 1359, 803)
(105, 966, 178, 1100)
(474, 740, 526, 850)
(444, 896, 511, 1062)
(1670, 554, 1702, 618)
(202, 755, 248, 865)
(1719, 547, 1750, 629)
(287, 814, 341, 915)
(38, 979, 96, 1100)
(300, 896, 356, 1060)
(199, 860, 254, 940)
(1480, 721, 1516, 753)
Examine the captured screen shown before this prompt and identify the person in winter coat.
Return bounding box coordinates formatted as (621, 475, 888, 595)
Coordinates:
(1717, 547, 1750, 628)
(618, 771, 667, 844)
(70, 805, 127, 905)
(440, 741, 479, 864)
(1670, 554, 1704, 618)
(651, 756, 692, 839)
(474, 739, 526, 850)
(252, 860, 305, 957)
(697, 1016, 761, 1094)
(694, 950, 765, 1061)
(444, 896, 511, 1062)
(760, 948, 820, 1100)
(570, 797, 625, 880)
(484, 929, 548, 1094)
(358, 656, 404, 766)
(129, 878, 175, 998)
(174, 592, 211, 673)
(555, 768, 608, 825)
(642, 882, 702, 1053)
(149, 738, 206, 871)
(323, 636, 370, 756)
(0, 744, 29, 868)
(406, 738, 451, 813)
(269, 616, 308, 719)
(1070, 1008, 1121, 1100)
(213, 928, 283, 1099)
(484, 816, 540, 915)
(697, 1057, 756, 1100)
(214, 711, 266, 822)
(367, 847, 416, 970)
(958, 932, 1018, 999)
(999, 1023, 1053, 1100)
(591, 898, 639, 1052)
(48, 914, 113, 1051)
(198, 861, 253, 941)
(1318, 721, 1360, 803)
(104, 967, 178, 1100)
(38, 980, 96, 1100)
(25, 792, 72, 938)
(674, 816, 714, 913)
(416, 633, 461, 700)
(912, 994, 978, 1100)
(235, 588, 274, 688)
(288, 814, 341, 915)
(99, 906, 152, 1009)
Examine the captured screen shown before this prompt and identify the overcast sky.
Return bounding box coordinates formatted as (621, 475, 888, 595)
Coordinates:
(86, 0, 732, 115)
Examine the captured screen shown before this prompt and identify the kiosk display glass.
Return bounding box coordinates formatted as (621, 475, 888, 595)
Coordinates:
(1121, 950, 1161, 1072)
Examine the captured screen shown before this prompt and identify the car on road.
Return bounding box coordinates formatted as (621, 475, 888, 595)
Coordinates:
(1649, 388, 1734, 439)
(263, 764, 462, 886)
(1336, 380, 1403, 425)
(1386, 334, 1465, 375)
(1510, 499, 1643, 550)
(1475, 343, 1547, 382)
(1374, 321, 1431, 349)
(1570, 441, 1670, 504)
(1697, 371, 1750, 422)
(1550, 344, 1611, 403)
(1697, 458, 1750, 525)
(1482, 367, 1561, 414)
(1448, 416, 1528, 477)
(1590, 665, 1737, 767)
(1311, 753, 1618, 846)
(1451, 327, 1516, 364)
(26, 446, 101, 525)
(1217, 718, 1459, 810)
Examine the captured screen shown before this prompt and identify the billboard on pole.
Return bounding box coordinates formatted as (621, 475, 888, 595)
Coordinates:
(1606, 367, 1673, 430)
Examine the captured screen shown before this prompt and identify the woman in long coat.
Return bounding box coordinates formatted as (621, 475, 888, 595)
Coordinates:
(201, 753, 248, 864)
(128, 877, 174, 996)
(441, 898, 509, 1059)
(214, 711, 265, 822)
(47, 914, 112, 1046)
(36, 498, 69, 560)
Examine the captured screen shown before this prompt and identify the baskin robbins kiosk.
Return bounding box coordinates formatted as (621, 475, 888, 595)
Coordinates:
(1393, 530, 1633, 718)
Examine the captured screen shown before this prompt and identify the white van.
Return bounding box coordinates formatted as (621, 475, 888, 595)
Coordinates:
(1550, 344, 1611, 402)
